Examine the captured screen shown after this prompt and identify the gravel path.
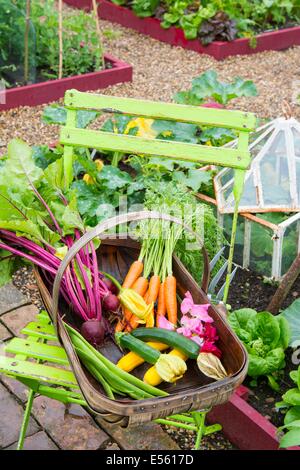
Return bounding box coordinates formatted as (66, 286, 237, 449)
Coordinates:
(1, 15, 300, 156)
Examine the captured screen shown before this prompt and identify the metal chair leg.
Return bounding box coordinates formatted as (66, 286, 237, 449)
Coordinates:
(17, 389, 35, 450)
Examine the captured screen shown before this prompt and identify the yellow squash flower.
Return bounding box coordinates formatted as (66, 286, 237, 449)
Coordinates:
(125, 118, 157, 139)
(83, 173, 95, 185)
(95, 159, 104, 171)
(155, 354, 187, 383)
(83, 159, 104, 185)
(119, 288, 153, 323)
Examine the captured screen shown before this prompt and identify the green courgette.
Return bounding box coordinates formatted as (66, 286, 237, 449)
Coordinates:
(116, 332, 161, 364)
(132, 328, 199, 359)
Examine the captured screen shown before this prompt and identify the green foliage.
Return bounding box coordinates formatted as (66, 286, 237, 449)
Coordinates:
(71, 165, 141, 226)
(132, 0, 160, 17)
(0, 0, 36, 86)
(277, 366, 300, 448)
(174, 70, 258, 106)
(228, 308, 290, 390)
(111, 0, 300, 43)
(161, 0, 216, 40)
(42, 105, 99, 128)
(143, 181, 225, 282)
(0, 249, 22, 287)
(32, 145, 63, 170)
(0, 0, 104, 86)
(280, 298, 300, 348)
(0, 139, 85, 284)
(32, 0, 104, 80)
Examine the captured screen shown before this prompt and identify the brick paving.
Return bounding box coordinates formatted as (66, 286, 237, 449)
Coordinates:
(0, 284, 178, 450)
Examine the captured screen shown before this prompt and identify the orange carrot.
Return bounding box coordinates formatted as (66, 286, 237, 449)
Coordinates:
(122, 260, 144, 289)
(146, 275, 160, 305)
(165, 275, 177, 325)
(115, 319, 125, 332)
(126, 276, 149, 331)
(116, 276, 148, 333)
(144, 275, 160, 327)
(156, 281, 166, 325)
(144, 290, 149, 304)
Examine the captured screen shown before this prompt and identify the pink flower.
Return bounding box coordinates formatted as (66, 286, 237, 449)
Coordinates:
(181, 292, 213, 323)
(180, 315, 203, 335)
(190, 335, 203, 346)
(202, 323, 218, 342)
(157, 315, 175, 331)
(201, 341, 222, 358)
(181, 291, 195, 314)
(177, 326, 193, 338)
(157, 291, 222, 359)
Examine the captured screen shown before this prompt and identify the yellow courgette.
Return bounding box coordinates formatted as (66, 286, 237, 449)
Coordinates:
(117, 342, 168, 372)
(143, 349, 188, 386)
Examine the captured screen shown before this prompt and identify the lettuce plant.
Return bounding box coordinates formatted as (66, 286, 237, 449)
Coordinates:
(276, 365, 300, 448)
(174, 70, 258, 106)
(228, 308, 290, 390)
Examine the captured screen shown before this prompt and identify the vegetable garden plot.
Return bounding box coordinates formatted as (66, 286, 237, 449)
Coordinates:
(0, 54, 132, 111)
(0, 1, 132, 110)
(63, 0, 300, 60)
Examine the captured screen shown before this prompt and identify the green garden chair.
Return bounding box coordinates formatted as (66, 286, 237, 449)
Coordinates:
(0, 90, 256, 450)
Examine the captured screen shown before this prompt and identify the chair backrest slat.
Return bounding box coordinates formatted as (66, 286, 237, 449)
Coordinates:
(60, 89, 257, 172)
(61, 127, 249, 169)
(64, 90, 256, 132)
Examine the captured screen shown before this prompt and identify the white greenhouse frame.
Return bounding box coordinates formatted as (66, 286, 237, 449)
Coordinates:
(197, 195, 300, 281)
(214, 117, 300, 214)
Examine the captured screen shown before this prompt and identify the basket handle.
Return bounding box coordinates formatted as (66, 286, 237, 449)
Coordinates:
(52, 210, 210, 330)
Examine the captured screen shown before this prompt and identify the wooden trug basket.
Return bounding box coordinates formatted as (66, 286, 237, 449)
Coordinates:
(35, 211, 248, 426)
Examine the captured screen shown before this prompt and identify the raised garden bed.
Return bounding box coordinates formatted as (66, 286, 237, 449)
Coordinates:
(0, 54, 132, 111)
(206, 270, 300, 451)
(64, 0, 300, 60)
(208, 386, 299, 450)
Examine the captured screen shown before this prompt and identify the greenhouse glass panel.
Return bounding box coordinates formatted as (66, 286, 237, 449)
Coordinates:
(281, 221, 299, 276)
(215, 117, 300, 213)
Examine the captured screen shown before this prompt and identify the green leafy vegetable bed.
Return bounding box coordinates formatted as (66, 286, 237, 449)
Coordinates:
(0, 0, 104, 88)
(110, 0, 300, 46)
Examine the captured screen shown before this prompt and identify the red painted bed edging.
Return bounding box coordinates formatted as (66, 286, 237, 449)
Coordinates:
(208, 386, 300, 450)
(0, 54, 132, 111)
(63, 0, 300, 60)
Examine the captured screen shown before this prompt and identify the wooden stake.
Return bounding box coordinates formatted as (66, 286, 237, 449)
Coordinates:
(92, 0, 105, 70)
(267, 252, 300, 314)
(58, 0, 63, 79)
(24, 0, 31, 84)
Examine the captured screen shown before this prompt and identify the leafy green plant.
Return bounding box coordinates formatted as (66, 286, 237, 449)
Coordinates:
(0, 0, 36, 86)
(228, 308, 290, 390)
(280, 298, 300, 348)
(143, 181, 225, 281)
(174, 70, 258, 106)
(161, 1, 216, 40)
(31, 0, 104, 80)
(112, 0, 300, 44)
(132, 0, 160, 17)
(276, 365, 300, 448)
(42, 105, 100, 129)
(0, 0, 104, 86)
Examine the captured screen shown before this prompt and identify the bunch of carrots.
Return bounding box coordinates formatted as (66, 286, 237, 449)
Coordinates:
(115, 219, 183, 332)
